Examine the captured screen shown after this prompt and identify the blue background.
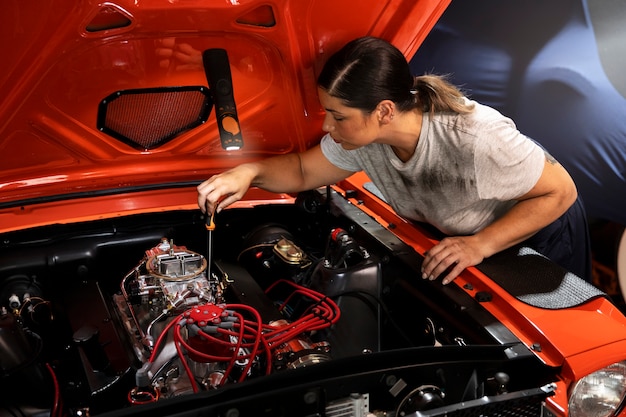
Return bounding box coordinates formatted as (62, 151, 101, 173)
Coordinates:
(410, 0, 626, 228)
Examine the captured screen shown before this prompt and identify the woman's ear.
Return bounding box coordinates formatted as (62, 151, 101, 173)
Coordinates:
(376, 100, 396, 124)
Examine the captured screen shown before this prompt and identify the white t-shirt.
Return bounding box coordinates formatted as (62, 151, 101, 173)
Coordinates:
(320, 100, 546, 235)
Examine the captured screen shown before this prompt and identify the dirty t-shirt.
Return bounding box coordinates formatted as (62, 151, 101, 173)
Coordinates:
(320, 100, 546, 235)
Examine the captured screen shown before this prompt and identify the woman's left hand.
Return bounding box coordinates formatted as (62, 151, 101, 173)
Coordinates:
(421, 235, 486, 285)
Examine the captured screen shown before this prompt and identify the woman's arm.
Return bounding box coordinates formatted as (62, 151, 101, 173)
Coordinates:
(421, 155, 578, 284)
(197, 144, 354, 214)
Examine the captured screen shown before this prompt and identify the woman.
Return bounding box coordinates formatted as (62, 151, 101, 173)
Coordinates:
(197, 36, 591, 283)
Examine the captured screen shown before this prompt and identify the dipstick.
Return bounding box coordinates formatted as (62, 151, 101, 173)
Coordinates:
(205, 206, 216, 280)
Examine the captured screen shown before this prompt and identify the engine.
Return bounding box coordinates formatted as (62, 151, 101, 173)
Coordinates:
(0, 202, 557, 417)
(113, 237, 337, 402)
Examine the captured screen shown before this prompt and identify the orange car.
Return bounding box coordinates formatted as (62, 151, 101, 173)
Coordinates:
(1, 1, 625, 416)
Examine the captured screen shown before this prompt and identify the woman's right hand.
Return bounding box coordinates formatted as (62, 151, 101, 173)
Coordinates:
(197, 164, 257, 215)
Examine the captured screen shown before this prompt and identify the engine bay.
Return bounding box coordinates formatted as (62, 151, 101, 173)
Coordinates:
(0, 189, 557, 416)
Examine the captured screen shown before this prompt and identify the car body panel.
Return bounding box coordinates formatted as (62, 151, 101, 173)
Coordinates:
(335, 172, 626, 370)
(1, 0, 448, 206)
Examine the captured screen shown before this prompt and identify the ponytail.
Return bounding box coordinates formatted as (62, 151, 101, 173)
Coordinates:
(412, 74, 474, 114)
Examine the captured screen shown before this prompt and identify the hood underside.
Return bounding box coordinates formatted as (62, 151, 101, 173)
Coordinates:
(1, 0, 450, 207)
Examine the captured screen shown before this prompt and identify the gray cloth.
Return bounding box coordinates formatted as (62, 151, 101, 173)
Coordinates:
(478, 246, 603, 309)
(320, 100, 545, 235)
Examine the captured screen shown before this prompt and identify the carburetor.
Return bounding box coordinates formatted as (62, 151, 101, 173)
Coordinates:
(115, 238, 227, 356)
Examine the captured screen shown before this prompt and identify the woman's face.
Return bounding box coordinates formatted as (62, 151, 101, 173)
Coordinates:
(318, 88, 379, 150)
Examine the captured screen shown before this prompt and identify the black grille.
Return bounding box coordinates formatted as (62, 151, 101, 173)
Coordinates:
(97, 86, 212, 150)
(413, 384, 556, 417)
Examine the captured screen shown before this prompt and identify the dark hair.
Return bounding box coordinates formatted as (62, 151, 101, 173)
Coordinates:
(317, 36, 473, 114)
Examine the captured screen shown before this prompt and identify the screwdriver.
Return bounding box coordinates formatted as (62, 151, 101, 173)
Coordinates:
(205, 204, 216, 281)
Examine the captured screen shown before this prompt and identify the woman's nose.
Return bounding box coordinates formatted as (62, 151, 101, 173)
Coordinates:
(322, 116, 334, 132)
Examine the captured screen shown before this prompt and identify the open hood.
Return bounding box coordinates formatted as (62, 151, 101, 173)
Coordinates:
(0, 0, 449, 209)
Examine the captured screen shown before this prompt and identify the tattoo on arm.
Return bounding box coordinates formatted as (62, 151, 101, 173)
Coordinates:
(544, 151, 558, 165)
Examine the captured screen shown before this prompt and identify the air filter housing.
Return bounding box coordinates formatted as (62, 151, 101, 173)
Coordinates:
(97, 86, 212, 150)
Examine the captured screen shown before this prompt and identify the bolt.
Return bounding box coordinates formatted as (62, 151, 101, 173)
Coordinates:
(224, 408, 239, 417)
(303, 391, 318, 405)
(385, 375, 397, 387)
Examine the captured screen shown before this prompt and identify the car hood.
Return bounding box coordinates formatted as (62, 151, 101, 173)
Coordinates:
(0, 0, 449, 208)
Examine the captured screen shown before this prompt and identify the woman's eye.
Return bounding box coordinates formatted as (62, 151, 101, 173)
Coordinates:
(334, 117, 344, 122)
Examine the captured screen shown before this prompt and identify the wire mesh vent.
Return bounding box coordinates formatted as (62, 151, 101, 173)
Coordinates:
(97, 86, 212, 150)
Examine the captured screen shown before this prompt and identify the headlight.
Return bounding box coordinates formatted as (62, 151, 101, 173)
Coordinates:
(569, 361, 626, 417)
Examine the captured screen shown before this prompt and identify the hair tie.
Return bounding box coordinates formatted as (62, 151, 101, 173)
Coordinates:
(410, 88, 418, 95)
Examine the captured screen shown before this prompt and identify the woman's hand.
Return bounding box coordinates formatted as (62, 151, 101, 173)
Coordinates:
(421, 235, 487, 285)
(197, 164, 257, 215)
